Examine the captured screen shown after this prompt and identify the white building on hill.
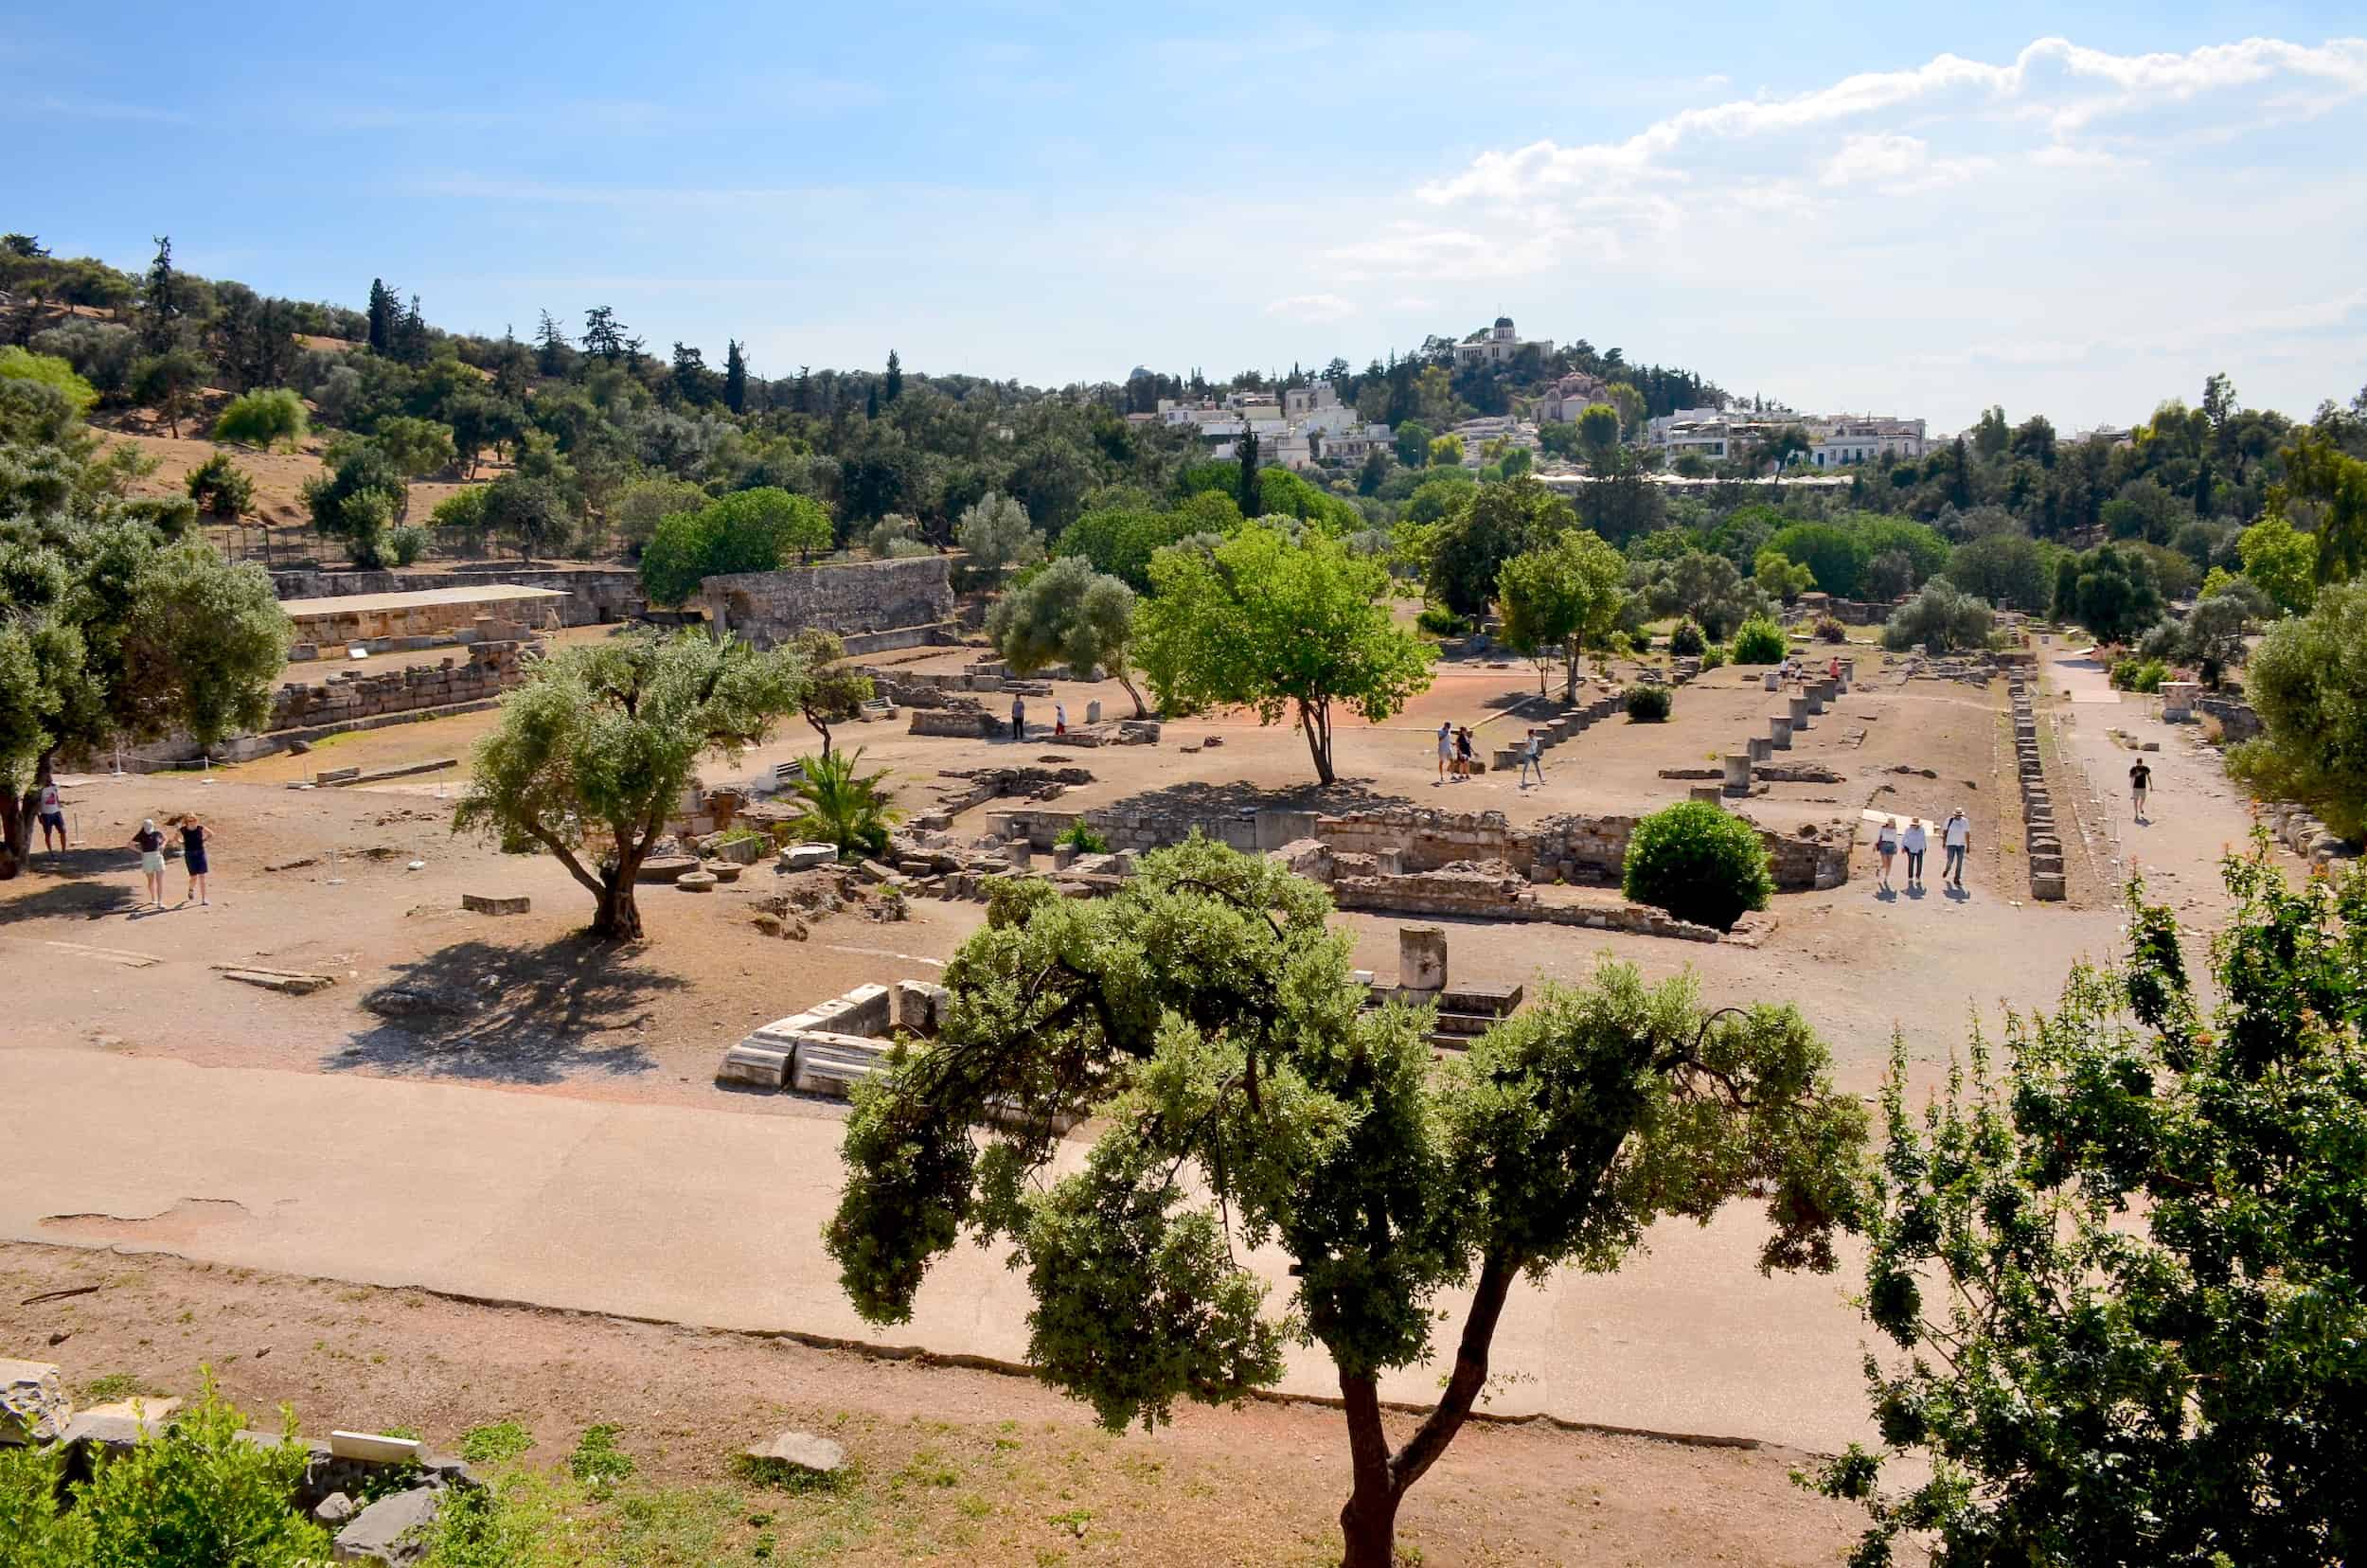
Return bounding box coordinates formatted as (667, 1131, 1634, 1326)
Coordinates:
(1452, 316, 1555, 367)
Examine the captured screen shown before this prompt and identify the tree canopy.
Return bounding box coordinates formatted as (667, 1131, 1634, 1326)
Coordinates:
(827, 839, 1864, 1568)
(1136, 522, 1432, 784)
(2226, 580, 2367, 838)
(988, 555, 1148, 716)
(639, 486, 834, 604)
(1819, 850, 2367, 1565)
(1412, 474, 1576, 619)
(1496, 527, 1628, 700)
(453, 631, 809, 939)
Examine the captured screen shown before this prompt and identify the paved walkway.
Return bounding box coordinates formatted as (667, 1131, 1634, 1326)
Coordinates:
(1, 1044, 1880, 1452)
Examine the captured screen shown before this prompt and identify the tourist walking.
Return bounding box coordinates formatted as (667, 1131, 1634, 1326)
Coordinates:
(2129, 758, 2152, 822)
(1453, 725, 1475, 780)
(178, 813, 212, 906)
(1517, 728, 1545, 787)
(1942, 807, 1970, 889)
(1010, 696, 1025, 743)
(1435, 722, 1453, 784)
(1901, 818, 1928, 888)
(129, 818, 167, 910)
(35, 779, 66, 853)
(1874, 817, 1899, 891)
(1054, 702, 1067, 738)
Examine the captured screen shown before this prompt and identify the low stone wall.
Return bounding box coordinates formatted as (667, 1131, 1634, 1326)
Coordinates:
(989, 801, 1849, 892)
(272, 564, 644, 627)
(2196, 696, 2262, 742)
(268, 642, 523, 734)
(703, 555, 955, 649)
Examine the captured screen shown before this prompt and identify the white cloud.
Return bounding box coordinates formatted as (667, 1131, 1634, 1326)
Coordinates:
(1265, 293, 1358, 323)
(1282, 34, 2367, 428)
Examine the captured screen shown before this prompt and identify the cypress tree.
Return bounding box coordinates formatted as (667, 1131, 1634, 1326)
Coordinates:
(1237, 425, 1262, 516)
(883, 349, 903, 403)
(366, 280, 399, 356)
(723, 339, 747, 414)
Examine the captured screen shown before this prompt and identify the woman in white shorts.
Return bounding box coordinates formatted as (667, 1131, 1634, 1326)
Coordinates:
(130, 817, 168, 910)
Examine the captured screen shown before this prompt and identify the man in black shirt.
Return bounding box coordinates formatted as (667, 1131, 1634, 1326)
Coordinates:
(2129, 758, 2152, 823)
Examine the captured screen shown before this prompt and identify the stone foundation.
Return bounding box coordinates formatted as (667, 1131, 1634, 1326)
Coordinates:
(703, 554, 955, 649)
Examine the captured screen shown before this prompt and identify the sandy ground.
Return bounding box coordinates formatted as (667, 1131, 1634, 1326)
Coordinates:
(0, 1243, 1871, 1567)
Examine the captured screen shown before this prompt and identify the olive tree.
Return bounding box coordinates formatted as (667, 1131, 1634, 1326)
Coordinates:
(788, 628, 873, 757)
(454, 631, 808, 939)
(954, 489, 1041, 583)
(1136, 523, 1433, 784)
(2227, 581, 2367, 838)
(987, 555, 1147, 716)
(828, 839, 1866, 1568)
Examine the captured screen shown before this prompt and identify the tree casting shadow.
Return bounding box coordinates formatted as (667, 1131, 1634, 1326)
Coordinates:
(329, 935, 683, 1084)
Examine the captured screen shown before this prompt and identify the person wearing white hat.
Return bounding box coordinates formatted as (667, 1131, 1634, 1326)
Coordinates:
(129, 818, 168, 909)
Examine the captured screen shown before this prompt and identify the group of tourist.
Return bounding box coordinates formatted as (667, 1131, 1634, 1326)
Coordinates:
(1434, 721, 1551, 789)
(1872, 808, 1969, 894)
(128, 813, 212, 911)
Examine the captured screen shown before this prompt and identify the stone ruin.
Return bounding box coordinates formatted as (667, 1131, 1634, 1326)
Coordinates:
(1360, 925, 1523, 1047)
(2010, 675, 2068, 900)
(718, 979, 947, 1095)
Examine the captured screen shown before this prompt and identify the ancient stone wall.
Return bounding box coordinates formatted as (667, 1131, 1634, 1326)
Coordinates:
(271, 564, 644, 626)
(268, 643, 522, 735)
(2195, 696, 2261, 742)
(703, 555, 955, 649)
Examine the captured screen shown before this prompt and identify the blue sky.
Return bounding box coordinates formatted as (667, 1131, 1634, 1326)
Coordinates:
(8, 1, 2363, 431)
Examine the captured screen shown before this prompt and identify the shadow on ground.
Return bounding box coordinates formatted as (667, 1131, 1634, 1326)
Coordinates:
(328, 935, 681, 1083)
(1099, 775, 1415, 821)
(0, 852, 144, 923)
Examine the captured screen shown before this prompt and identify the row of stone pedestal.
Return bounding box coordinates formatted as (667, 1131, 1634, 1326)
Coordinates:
(2011, 678, 2068, 900)
(1714, 664, 1853, 797)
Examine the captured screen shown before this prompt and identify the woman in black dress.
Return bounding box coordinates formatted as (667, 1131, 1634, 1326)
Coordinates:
(177, 813, 213, 906)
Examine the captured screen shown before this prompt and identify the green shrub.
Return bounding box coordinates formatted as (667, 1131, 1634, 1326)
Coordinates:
(1667, 619, 1706, 656)
(1415, 605, 1469, 637)
(1731, 617, 1788, 665)
(1700, 647, 1728, 670)
(1813, 615, 1847, 643)
(185, 453, 256, 520)
(2110, 656, 2167, 693)
(1056, 820, 1112, 854)
(2, 1369, 332, 1565)
(388, 523, 429, 566)
(1624, 684, 1672, 722)
(210, 386, 309, 451)
(1621, 801, 1774, 931)
(1881, 581, 1996, 654)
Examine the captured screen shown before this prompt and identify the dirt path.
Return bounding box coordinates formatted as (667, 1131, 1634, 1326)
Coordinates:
(0, 1243, 1869, 1567)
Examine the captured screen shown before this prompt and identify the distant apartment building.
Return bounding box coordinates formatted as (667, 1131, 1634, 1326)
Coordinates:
(1452, 316, 1555, 367)
(1161, 383, 1385, 472)
(1645, 407, 1928, 467)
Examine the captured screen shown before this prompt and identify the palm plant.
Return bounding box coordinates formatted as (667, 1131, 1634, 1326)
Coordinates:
(788, 747, 899, 859)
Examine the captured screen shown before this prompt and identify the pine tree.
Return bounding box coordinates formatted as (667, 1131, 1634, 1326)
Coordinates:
(536, 310, 569, 376)
(723, 339, 747, 414)
(883, 349, 903, 403)
(1237, 425, 1262, 516)
(581, 305, 626, 363)
(794, 365, 812, 415)
(141, 235, 179, 352)
(864, 383, 880, 420)
(397, 294, 429, 365)
(365, 280, 396, 355)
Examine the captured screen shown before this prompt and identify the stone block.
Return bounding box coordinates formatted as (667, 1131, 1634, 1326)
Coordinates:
(636, 855, 699, 884)
(1051, 844, 1077, 869)
(856, 858, 899, 884)
(460, 893, 530, 916)
(1762, 669, 1781, 690)
(744, 1430, 846, 1478)
(718, 1042, 791, 1089)
(675, 869, 718, 892)
(1, 1359, 70, 1445)
(1399, 925, 1448, 991)
(713, 834, 763, 865)
(835, 982, 894, 1037)
(1721, 754, 1752, 794)
(2031, 870, 2067, 901)
(1689, 785, 1724, 805)
(1789, 695, 1812, 728)
(331, 1431, 428, 1465)
(779, 842, 839, 871)
(792, 1031, 893, 1096)
(1769, 716, 1793, 749)
(1747, 737, 1772, 763)
(895, 979, 950, 1035)
(1085, 700, 1102, 724)
(333, 1483, 441, 1563)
